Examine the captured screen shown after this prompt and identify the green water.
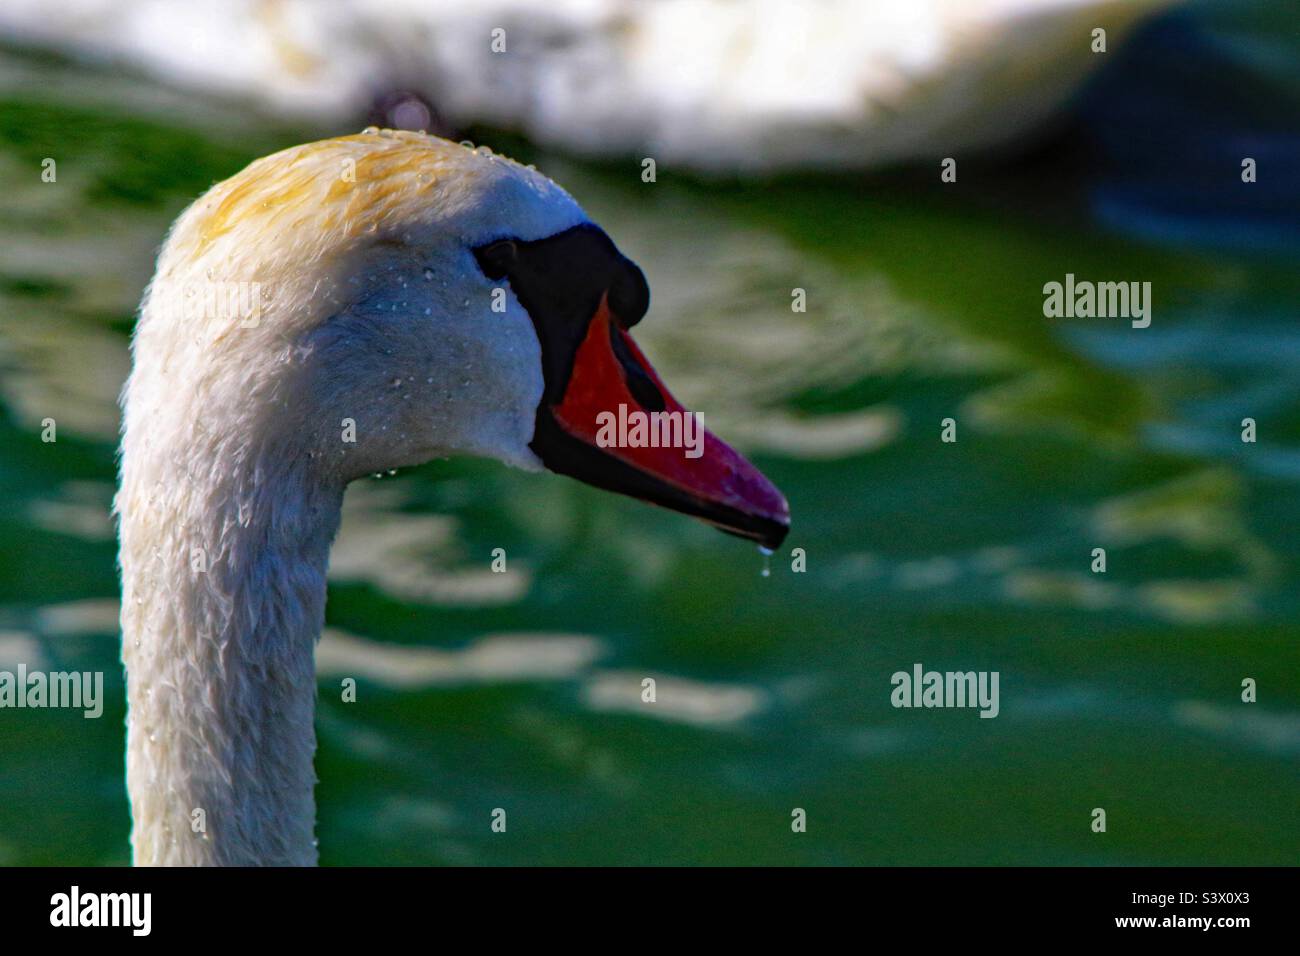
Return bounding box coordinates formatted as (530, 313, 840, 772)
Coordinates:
(0, 49, 1296, 866)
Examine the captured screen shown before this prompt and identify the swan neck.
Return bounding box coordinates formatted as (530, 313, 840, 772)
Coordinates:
(120, 455, 343, 866)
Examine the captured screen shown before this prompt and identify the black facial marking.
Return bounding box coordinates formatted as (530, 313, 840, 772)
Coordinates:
(473, 224, 789, 551)
(472, 223, 649, 405)
(607, 257, 649, 328)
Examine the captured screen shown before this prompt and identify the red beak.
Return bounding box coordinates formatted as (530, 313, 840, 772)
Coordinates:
(532, 296, 790, 549)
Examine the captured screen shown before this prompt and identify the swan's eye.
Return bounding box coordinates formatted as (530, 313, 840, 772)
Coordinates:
(473, 239, 517, 279)
(608, 259, 649, 328)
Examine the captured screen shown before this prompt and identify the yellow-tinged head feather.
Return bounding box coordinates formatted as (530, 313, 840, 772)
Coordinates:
(164, 129, 581, 278)
(187, 131, 491, 258)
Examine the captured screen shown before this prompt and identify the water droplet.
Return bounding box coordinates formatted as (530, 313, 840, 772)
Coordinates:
(758, 546, 773, 578)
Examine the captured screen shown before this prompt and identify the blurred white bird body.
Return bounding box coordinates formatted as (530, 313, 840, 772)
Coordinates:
(0, 0, 1171, 172)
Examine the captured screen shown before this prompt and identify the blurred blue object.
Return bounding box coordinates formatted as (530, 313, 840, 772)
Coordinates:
(1076, 0, 1300, 253)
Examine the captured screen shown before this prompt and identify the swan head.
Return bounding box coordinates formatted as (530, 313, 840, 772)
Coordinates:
(129, 130, 788, 548)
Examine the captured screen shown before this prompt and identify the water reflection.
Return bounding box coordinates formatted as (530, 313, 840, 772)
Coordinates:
(0, 45, 1296, 865)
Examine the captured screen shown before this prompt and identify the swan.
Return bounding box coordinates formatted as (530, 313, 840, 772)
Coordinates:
(115, 129, 790, 866)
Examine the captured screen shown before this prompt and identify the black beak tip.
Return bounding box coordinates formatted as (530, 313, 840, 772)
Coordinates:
(715, 510, 790, 552)
(763, 519, 790, 551)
